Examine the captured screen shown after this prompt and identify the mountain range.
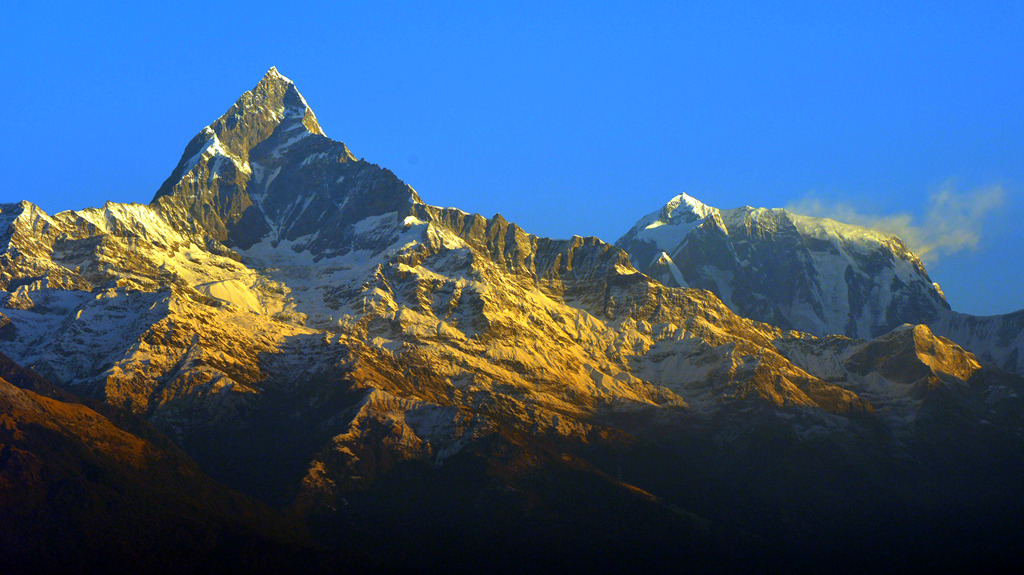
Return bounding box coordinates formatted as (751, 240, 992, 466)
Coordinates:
(2, 68, 1022, 573)
(616, 192, 1024, 375)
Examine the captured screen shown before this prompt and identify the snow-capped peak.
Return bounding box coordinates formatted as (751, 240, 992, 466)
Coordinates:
(617, 193, 951, 341)
(153, 67, 330, 203)
(615, 192, 720, 257)
(660, 193, 718, 223)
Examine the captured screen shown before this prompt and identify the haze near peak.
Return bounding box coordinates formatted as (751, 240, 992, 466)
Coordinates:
(787, 184, 1006, 263)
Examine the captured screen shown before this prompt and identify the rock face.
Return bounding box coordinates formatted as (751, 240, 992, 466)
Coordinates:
(616, 193, 1024, 376)
(932, 308, 1024, 376)
(2, 69, 1023, 572)
(152, 67, 420, 254)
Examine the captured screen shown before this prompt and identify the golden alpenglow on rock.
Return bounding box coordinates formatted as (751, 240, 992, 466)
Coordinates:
(2, 69, 1023, 573)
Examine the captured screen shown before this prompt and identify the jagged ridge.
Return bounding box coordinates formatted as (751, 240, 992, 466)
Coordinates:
(2, 68, 1023, 572)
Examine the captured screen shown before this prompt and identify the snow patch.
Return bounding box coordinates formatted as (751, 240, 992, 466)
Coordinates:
(195, 279, 264, 314)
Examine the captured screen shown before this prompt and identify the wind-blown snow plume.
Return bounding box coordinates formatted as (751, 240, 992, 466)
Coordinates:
(788, 184, 1005, 262)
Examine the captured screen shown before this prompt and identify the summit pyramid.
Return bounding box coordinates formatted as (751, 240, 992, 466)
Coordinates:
(152, 67, 418, 252)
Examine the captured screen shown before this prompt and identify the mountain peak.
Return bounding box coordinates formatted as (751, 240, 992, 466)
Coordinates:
(660, 193, 718, 223)
(153, 68, 331, 203)
(150, 68, 417, 251)
(227, 66, 325, 145)
(251, 67, 319, 129)
(617, 194, 951, 339)
(615, 192, 720, 260)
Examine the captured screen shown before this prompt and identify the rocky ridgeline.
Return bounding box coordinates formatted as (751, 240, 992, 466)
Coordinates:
(1, 69, 1022, 572)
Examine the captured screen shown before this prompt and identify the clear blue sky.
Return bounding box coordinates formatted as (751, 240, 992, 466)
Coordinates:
(3, 1, 1022, 315)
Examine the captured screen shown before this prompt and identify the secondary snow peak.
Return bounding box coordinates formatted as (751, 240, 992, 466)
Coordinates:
(661, 193, 718, 222)
(617, 194, 951, 339)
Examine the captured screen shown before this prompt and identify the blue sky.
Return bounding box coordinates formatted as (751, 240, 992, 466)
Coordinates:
(3, 1, 1022, 315)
